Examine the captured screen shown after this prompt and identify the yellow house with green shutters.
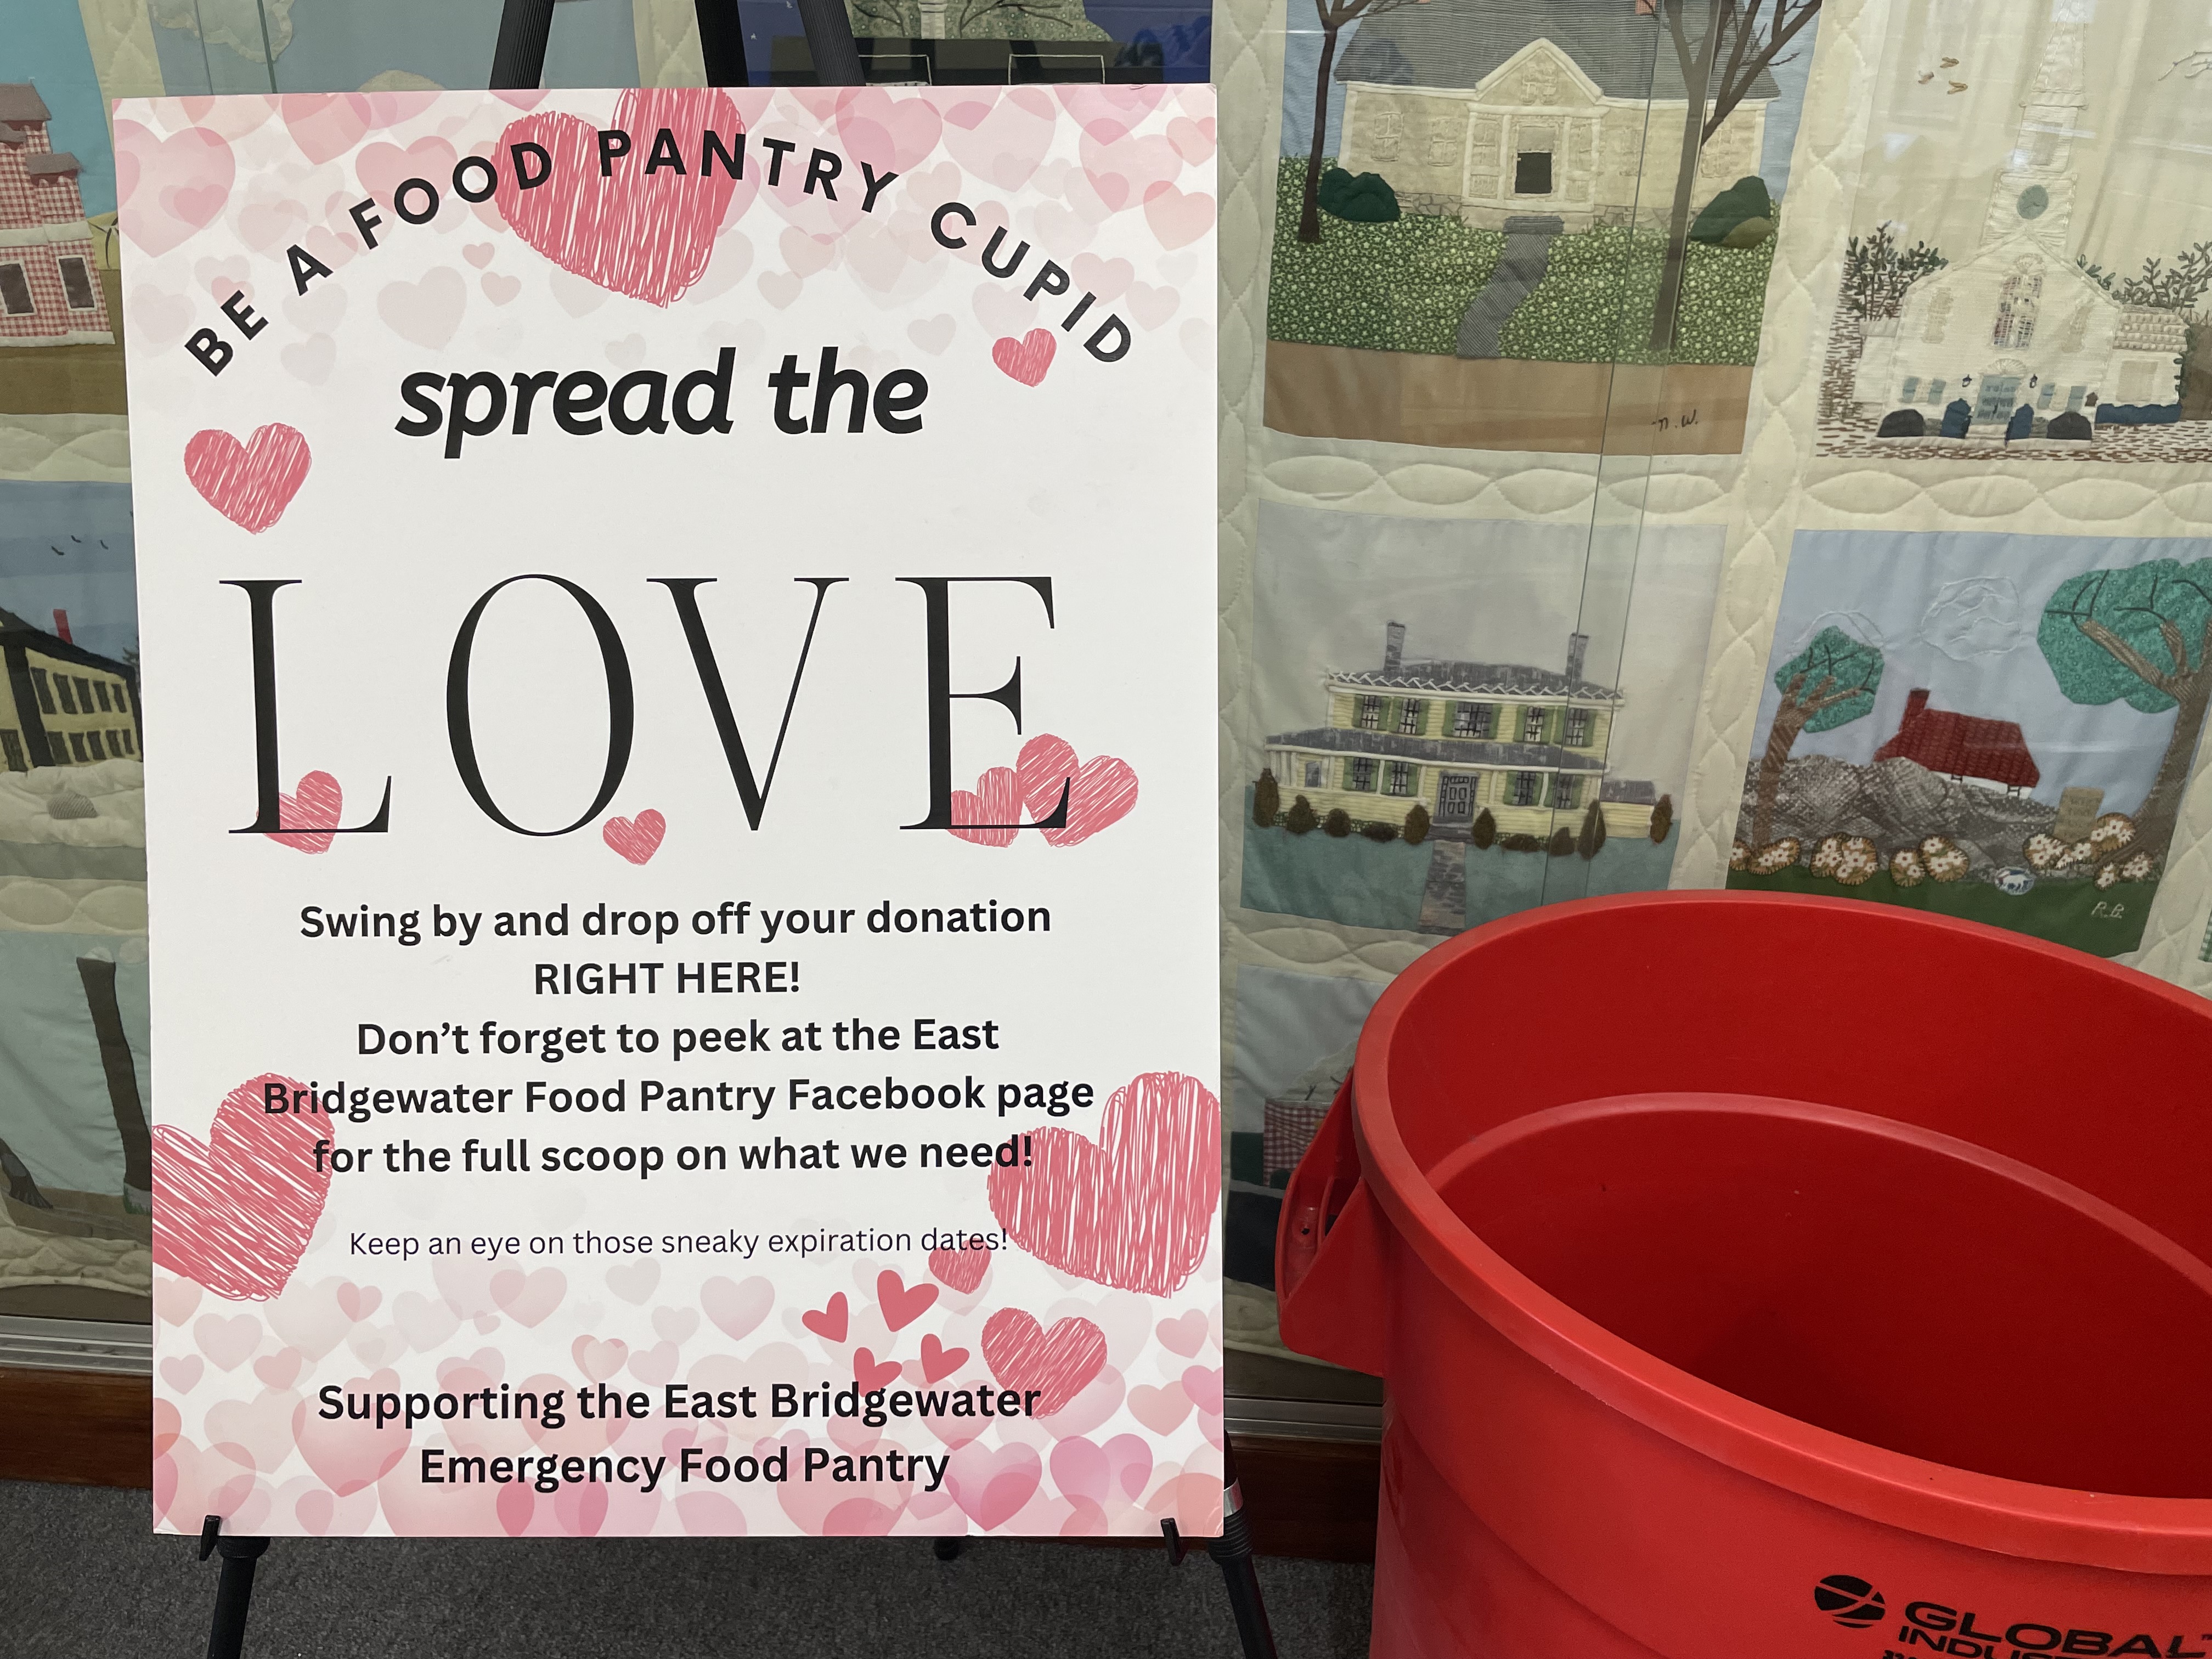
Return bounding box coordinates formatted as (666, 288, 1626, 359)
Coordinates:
(1262, 622, 1657, 838)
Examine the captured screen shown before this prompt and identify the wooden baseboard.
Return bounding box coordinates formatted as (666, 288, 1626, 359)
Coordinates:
(0, 1366, 150, 1489)
(1233, 1435, 1379, 1562)
(0, 1369, 1380, 1561)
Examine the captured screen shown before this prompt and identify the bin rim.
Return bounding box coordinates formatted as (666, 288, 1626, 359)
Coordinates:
(1350, 889, 2212, 1575)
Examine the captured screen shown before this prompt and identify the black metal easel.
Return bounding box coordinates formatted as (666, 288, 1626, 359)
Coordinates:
(195, 8, 1274, 1651)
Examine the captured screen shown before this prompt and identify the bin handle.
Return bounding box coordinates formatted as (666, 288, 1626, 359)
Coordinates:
(1274, 1076, 1391, 1376)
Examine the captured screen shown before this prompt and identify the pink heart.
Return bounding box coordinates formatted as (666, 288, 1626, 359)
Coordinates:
(702, 1274, 773, 1341)
(1181, 1364, 1224, 1417)
(334, 1280, 380, 1321)
(573, 1335, 628, 1382)
(945, 1439, 1041, 1531)
(160, 1355, 204, 1393)
(114, 122, 234, 256)
(154, 1074, 328, 1301)
(992, 329, 1056, 387)
(207, 1391, 297, 1472)
(939, 87, 1056, 189)
(1014, 734, 1139, 848)
(876, 1269, 938, 1331)
(949, 766, 1020, 848)
(489, 1266, 565, 1327)
(266, 770, 341, 854)
(979, 1308, 1107, 1416)
(194, 1312, 263, 1369)
(802, 1291, 849, 1344)
(853, 1346, 901, 1392)
(834, 88, 944, 175)
(603, 809, 666, 865)
(356, 136, 458, 215)
(928, 1244, 991, 1293)
(293, 1374, 409, 1496)
(496, 88, 744, 307)
(253, 1348, 306, 1390)
(280, 94, 372, 165)
(155, 1276, 205, 1327)
(185, 424, 312, 534)
(1156, 1309, 1209, 1357)
(988, 1071, 1218, 1296)
(1127, 1380, 1191, 1435)
(919, 1334, 967, 1384)
(1142, 182, 1214, 251)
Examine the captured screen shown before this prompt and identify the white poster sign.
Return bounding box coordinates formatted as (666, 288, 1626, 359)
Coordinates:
(117, 84, 1220, 1539)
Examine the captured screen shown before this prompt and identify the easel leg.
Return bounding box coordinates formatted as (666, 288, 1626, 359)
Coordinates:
(199, 1516, 270, 1659)
(1163, 1444, 1281, 1659)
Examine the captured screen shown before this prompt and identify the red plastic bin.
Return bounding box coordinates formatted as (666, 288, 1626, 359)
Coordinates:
(1277, 891, 2212, 1658)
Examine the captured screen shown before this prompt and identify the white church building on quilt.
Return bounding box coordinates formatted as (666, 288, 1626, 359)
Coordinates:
(1851, 1, 2187, 426)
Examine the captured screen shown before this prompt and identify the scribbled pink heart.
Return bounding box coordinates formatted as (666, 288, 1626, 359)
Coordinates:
(496, 88, 743, 306)
(979, 1308, 1107, 1416)
(802, 1292, 849, 1344)
(992, 328, 1056, 386)
(945, 1437, 1041, 1531)
(988, 1071, 1219, 1296)
(919, 1333, 967, 1384)
(603, 810, 665, 864)
(153, 1073, 326, 1301)
(185, 424, 312, 533)
(949, 766, 1020, 848)
(114, 122, 234, 255)
(1014, 733, 1138, 847)
(852, 1347, 900, 1392)
(263, 770, 342, 854)
(928, 1244, 991, 1293)
(876, 1269, 938, 1331)
(702, 1274, 773, 1341)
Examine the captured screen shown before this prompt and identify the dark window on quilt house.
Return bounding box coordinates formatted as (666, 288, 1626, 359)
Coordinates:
(74, 678, 93, 712)
(93, 680, 111, 712)
(122, 729, 135, 755)
(1564, 707, 1591, 746)
(1515, 151, 1553, 195)
(0, 264, 32, 316)
(30, 669, 55, 715)
(1453, 702, 1491, 738)
(68, 731, 88, 763)
(1347, 757, 1377, 791)
(54, 676, 76, 714)
(106, 730, 123, 758)
(58, 256, 96, 311)
(0, 731, 23, 771)
(1396, 699, 1423, 735)
(1355, 696, 1383, 731)
(1510, 772, 1540, 806)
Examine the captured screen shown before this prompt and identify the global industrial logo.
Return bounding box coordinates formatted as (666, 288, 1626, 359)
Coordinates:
(1813, 1575, 2211, 1658)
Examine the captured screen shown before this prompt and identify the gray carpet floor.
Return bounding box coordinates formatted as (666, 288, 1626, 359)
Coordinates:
(1, 1480, 1373, 1658)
